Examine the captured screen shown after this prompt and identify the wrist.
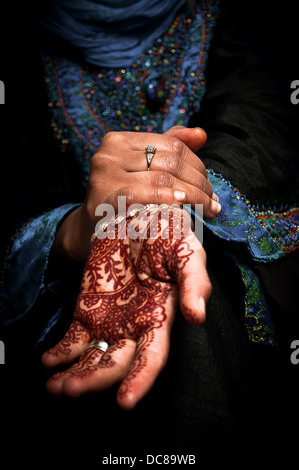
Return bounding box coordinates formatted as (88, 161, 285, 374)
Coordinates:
(53, 206, 93, 264)
(92, 204, 193, 243)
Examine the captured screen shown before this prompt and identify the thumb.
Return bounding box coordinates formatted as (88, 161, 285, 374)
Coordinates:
(176, 244, 212, 325)
(164, 125, 207, 152)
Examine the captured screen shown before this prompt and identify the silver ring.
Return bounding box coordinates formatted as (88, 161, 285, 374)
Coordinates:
(89, 340, 109, 353)
(145, 145, 156, 170)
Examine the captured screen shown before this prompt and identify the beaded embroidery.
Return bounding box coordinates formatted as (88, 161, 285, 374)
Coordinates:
(1, 0, 298, 348)
(204, 170, 299, 261)
(190, 170, 299, 345)
(237, 261, 277, 346)
(43, 0, 219, 186)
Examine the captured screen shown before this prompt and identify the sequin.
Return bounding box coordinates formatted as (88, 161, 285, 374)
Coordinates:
(190, 170, 299, 345)
(2, 0, 297, 349)
(43, 0, 219, 185)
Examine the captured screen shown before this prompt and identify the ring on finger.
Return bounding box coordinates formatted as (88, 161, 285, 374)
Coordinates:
(145, 145, 156, 171)
(89, 340, 109, 353)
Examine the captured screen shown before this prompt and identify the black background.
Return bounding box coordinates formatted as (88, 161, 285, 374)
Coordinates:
(0, 0, 298, 466)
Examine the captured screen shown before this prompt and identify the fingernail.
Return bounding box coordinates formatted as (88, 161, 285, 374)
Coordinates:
(211, 200, 221, 214)
(174, 190, 186, 202)
(198, 297, 206, 315)
(212, 192, 219, 202)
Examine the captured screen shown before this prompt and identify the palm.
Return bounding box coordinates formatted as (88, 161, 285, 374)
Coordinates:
(42, 209, 210, 409)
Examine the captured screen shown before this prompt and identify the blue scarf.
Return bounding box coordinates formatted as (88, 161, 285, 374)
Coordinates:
(39, 0, 187, 67)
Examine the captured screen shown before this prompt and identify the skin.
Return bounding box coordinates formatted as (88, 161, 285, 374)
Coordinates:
(53, 126, 221, 264)
(42, 207, 212, 410)
(42, 126, 219, 407)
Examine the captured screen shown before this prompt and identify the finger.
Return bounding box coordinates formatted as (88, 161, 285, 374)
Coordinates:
(148, 148, 221, 206)
(98, 131, 207, 175)
(95, 131, 219, 204)
(45, 346, 105, 396)
(163, 125, 207, 152)
(105, 184, 187, 208)
(145, 162, 214, 196)
(149, 138, 207, 176)
(116, 308, 174, 410)
(106, 174, 220, 217)
(175, 237, 212, 325)
(41, 320, 91, 369)
(143, 145, 210, 189)
(60, 339, 137, 398)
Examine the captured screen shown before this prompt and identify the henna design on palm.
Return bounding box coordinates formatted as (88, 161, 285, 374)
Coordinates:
(43, 208, 211, 409)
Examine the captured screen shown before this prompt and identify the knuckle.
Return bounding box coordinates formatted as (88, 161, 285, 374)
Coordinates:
(90, 150, 110, 172)
(163, 137, 185, 174)
(171, 125, 184, 132)
(90, 151, 101, 168)
(101, 131, 119, 146)
(200, 177, 207, 193)
(199, 176, 213, 197)
(170, 137, 185, 156)
(205, 178, 213, 196)
(188, 152, 207, 176)
(151, 185, 163, 200)
(153, 171, 174, 188)
(88, 168, 99, 189)
(101, 131, 128, 154)
(192, 188, 203, 204)
(164, 152, 182, 175)
(196, 158, 208, 178)
(117, 186, 134, 205)
(202, 166, 208, 179)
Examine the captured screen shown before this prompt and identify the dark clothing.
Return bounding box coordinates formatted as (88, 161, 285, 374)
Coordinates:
(0, 0, 298, 465)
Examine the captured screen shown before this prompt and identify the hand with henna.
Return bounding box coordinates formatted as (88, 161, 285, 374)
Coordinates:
(53, 125, 221, 264)
(42, 207, 212, 410)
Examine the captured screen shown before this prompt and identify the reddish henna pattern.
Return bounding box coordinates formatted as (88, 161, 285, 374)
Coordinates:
(47, 208, 198, 399)
(49, 340, 128, 385)
(47, 320, 90, 357)
(117, 332, 154, 399)
(75, 235, 171, 342)
(180, 306, 200, 325)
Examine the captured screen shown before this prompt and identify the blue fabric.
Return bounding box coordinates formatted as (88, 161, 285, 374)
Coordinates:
(1, 0, 219, 338)
(2, 0, 298, 348)
(39, 0, 187, 67)
(41, 0, 213, 188)
(202, 171, 294, 262)
(0, 204, 80, 325)
(186, 171, 299, 346)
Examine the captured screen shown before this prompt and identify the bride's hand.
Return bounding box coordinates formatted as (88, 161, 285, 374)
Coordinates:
(42, 206, 211, 409)
(53, 126, 220, 263)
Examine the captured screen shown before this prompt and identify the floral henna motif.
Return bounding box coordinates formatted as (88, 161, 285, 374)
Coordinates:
(81, 237, 134, 292)
(50, 341, 129, 385)
(117, 331, 155, 399)
(46, 208, 198, 400)
(46, 320, 90, 357)
(74, 211, 183, 343)
(75, 273, 171, 342)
